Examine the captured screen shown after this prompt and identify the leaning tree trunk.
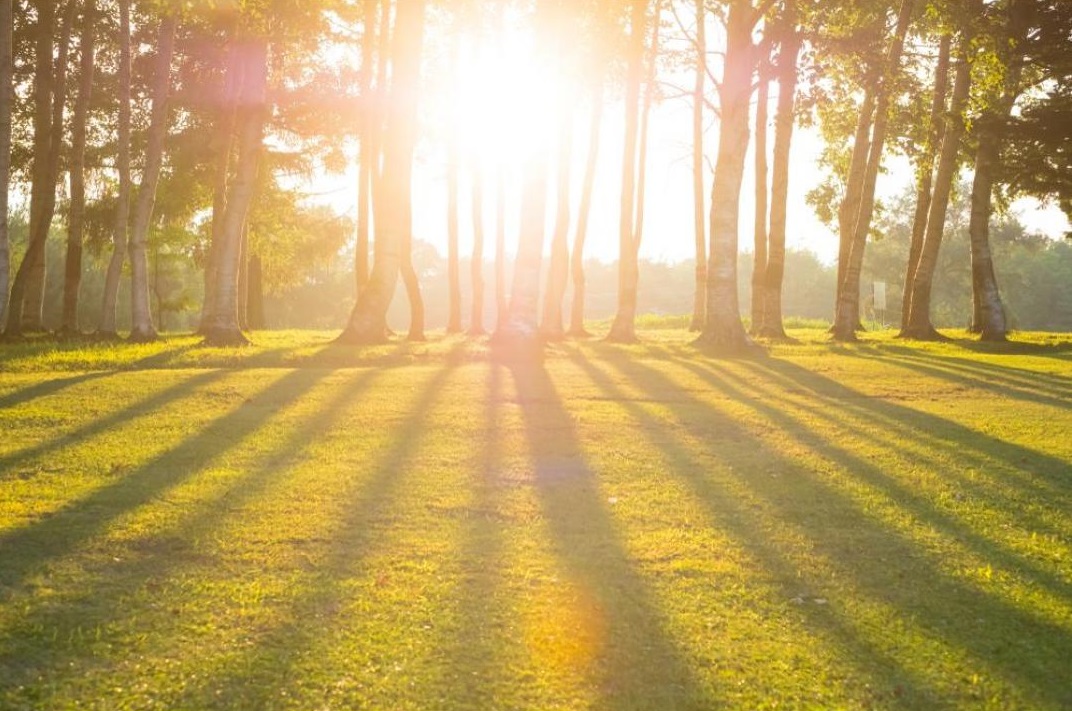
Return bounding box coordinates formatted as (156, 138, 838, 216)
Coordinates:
(61, 0, 95, 335)
(833, 0, 913, 342)
(540, 95, 574, 340)
(758, 6, 801, 340)
(606, 0, 647, 344)
(696, 0, 756, 352)
(128, 15, 177, 342)
(0, 0, 12, 330)
(688, 0, 706, 332)
(751, 70, 769, 334)
(202, 37, 269, 347)
(902, 32, 973, 340)
(99, 0, 132, 337)
(902, 33, 950, 332)
(567, 77, 604, 338)
(338, 0, 425, 344)
(6, 0, 61, 336)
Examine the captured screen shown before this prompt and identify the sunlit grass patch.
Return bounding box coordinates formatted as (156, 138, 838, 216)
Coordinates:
(1, 328, 1070, 709)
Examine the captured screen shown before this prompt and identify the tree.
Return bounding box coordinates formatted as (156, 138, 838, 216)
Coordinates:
(688, 0, 707, 332)
(0, 0, 11, 329)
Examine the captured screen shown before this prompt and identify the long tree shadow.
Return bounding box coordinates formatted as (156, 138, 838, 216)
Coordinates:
(598, 352, 1072, 709)
(0, 366, 333, 595)
(0, 367, 387, 695)
(168, 355, 465, 709)
(506, 359, 712, 710)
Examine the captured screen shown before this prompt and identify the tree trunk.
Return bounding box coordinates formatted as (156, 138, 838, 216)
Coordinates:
(902, 33, 950, 332)
(833, 0, 913, 342)
(0, 0, 13, 331)
(247, 252, 264, 329)
(568, 77, 603, 338)
(128, 15, 177, 343)
(338, 0, 425, 344)
(355, 0, 378, 297)
(606, 0, 647, 344)
(688, 0, 706, 332)
(401, 226, 425, 340)
(202, 37, 269, 347)
(540, 96, 573, 340)
(902, 32, 973, 340)
(61, 0, 95, 335)
(6, 0, 62, 336)
(751, 70, 769, 334)
(494, 162, 507, 331)
(759, 7, 801, 341)
(98, 0, 132, 337)
(696, 0, 756, 352)
(446, 30, 462, 333)
(469, 156, 486, 335)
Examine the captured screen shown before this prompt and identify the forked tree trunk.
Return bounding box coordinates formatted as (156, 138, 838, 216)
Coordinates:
(751, 70, 769, 334)
(338, 0, 425, 344)
(540, 96, 573, 340)
(688, 0, 706, 332)
(202, 38, 269, 347)
(696, 0, 756, 352)
(606, 0, 647, 344)
(0, 0, 14, 330)
(902, 34, 950, 332)
(568, 77, 603, 338)
(61, 0, 95, 335)
(99, 0, 132, 337)
(902, 32, 973, 340)
(128, 15, 177, 342)
(759, 7, 801, 341)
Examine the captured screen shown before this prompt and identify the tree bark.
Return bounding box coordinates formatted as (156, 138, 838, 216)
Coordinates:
(902, 31, 973, 340)
(696, 0, 756, 352)
(606, 0, 648, 343)
(759, 6, 801, 341)
(902, 34, 950, 332)
(751, 69, 769, 334)
(568, 77, 603, 338)
(202, 37, 269, 347)
(833, 0, 914, 341)
(98, 0, 132, 337)
(128, 15, 177, 342)
(0, 0, 13, 331)
(338, 0, 425, 344)
(688, 0, 706, 332)
(61, 0, 95, 335)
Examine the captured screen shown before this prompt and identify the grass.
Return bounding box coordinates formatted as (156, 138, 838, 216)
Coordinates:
(0, 326, 1070, 710)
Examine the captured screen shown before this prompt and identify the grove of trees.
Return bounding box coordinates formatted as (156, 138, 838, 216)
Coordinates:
(0, 0, 1069, 349)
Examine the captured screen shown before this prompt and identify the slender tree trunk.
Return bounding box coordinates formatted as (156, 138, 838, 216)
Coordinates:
(0, 0, 13, 331)
(338, 0, 425, 344)
(203, 38, 269, 347)
(355, 0, 378, 297)
(606, 0, 647, 343)
(494, 162, 507, 331)
(6, 0, 63, 335)
(696, 0, 756, 351)
(541, 95, 573, 340)
(469, 157, 486, 335)
(751, 70, 769, 334)
(568, 77, 603, 338)
(401, 226, 425, 340)
(61, 0, 95, 335)
(128, 15, 177, 342)
(689, 0, 706, 332)
(247, 252, 264, 329)
(759, 7, 801, 340)
(833, 0, 914, 341)
(902, 33, 973, 340)
(99, 0, 132, 336)
(237, 221, 249, 330)
(902, 33, 950, 331)
(445, 30, 462, 333)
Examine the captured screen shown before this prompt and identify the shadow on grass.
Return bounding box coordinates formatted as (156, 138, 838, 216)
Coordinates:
(0, 366, 387, 694)
(594, 351, 1072, 709)
(506, 359, 711, 709)
(166, 353, 464, 709)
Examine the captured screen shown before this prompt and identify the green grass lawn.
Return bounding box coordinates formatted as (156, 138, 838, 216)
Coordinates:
(1, 328, 1070, 710)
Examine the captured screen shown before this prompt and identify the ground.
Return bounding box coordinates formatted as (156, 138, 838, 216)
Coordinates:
(0, 328, 1070, 710)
